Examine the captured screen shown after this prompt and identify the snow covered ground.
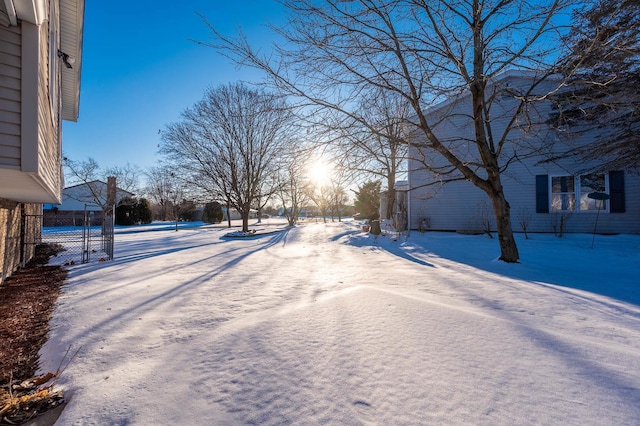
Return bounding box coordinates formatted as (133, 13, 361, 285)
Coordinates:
(39, 219, 640, 425)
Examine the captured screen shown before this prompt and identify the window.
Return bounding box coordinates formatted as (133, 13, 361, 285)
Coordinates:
(551, 173, 608, 212)
(536, 172, 624, 214)
(579, 173, 607, 211)
(551, 176, 575, 211)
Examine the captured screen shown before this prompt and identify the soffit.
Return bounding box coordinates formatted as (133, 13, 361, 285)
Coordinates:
(59, 0, 84, 121)
(0, 168, 61, 203)
(0, 0, 84, 120)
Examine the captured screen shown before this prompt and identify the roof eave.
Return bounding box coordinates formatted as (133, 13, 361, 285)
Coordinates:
(13, 0, 47, 25)
(59, 0, 84, 122)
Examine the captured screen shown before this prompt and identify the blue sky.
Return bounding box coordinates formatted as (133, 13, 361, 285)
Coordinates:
(63, 1, 286, 171)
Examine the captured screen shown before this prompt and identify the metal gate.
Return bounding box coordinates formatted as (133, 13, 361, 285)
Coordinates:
(26, 204, 115, 266)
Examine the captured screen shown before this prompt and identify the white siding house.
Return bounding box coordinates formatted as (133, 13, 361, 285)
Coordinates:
(406, 72, 639, 235)
(42, 180, 133, 227)
(47, 180, 135, 212)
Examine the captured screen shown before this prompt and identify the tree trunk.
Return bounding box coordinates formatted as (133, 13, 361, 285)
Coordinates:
(386, 187, 396, 220)
(468, 68, 519, 263)
(241, 212, 249, 233)
(488, 188, 520, 263)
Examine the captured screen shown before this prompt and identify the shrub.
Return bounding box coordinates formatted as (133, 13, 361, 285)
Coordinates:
(203, 201, 224, 223)
(137, 198, 153, 224)
(116, 197, 153, 225)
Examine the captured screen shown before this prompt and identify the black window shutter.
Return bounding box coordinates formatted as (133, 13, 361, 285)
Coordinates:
(609, 171, 625, 213)
(536, 175, 549, 213)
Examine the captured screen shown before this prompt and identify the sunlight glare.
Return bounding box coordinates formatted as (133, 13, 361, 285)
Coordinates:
(308, 160, 333, 187)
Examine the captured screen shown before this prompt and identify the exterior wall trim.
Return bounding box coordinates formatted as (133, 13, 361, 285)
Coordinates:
(20, 20, 39, 174)
(2, 0, 17, 26)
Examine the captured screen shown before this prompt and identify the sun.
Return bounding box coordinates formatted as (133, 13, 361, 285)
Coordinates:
(307, 160, 333, 187)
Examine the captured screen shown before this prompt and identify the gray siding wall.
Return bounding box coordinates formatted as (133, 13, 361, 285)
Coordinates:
(0, 24, 21, 168)
(0, 12, 63, 202)
(410, 149, 640, 235)
(408, 75, 640, 235)
(36, 17, 63, 195)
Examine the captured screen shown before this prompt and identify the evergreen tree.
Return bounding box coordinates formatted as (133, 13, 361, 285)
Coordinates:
(137, 198, 153, 224)
(116, 197, 138, 226)
(551, 0, 640, 171)
(202, 201, 224, 223)
(354, 181, 381, 221)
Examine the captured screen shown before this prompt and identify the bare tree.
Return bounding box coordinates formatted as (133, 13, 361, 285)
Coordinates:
(303, 156, 350, 223)
(327, 180, 349, 222)
(64, 157, 139, 211)
(308, 182, 331, 223)
(300, 88, 407, 221)
(64, 157, 100, 187)
(276, 151, 312, 226)
(145, 167, 197, 230)
(254, 171, 281, 224)
(160, 83, 294, 233)
(166, 171, 188, 231)
(204, 0, 578, 262)
(145, 165, 175, 221)
(104, 163, 140, 196)
(340, 88, 408, 220)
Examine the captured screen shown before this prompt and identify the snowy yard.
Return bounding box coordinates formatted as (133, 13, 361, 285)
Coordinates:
(39, 220, 640, 425)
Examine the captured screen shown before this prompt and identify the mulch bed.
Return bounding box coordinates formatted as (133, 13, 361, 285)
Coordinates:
(0, 245, 68, 424)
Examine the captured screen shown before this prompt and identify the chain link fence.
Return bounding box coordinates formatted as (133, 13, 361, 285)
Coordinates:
(32, 205, 115, 266)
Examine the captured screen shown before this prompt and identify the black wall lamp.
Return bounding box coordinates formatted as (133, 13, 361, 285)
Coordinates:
(57, 49, 73, 69)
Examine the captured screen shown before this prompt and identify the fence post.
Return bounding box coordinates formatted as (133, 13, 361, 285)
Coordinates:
(82, 207, 89, 263)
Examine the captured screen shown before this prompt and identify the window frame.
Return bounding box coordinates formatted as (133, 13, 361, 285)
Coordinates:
(549, 173, 610, 214)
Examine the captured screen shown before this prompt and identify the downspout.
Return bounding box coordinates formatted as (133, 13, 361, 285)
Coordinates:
(407, 156, 412, 231)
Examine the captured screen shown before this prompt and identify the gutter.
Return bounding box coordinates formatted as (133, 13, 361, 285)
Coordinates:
(13, 0, 48, 25)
